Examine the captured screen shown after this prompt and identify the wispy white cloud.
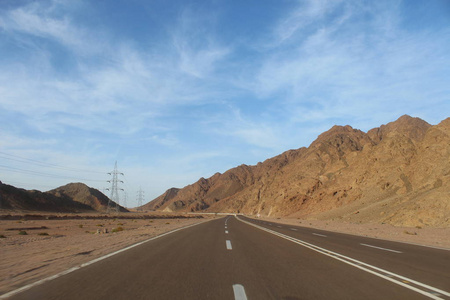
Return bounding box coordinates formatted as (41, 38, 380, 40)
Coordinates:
(171, 7, 231, 78)
(249, 0, 450, 128)
(273, 0, 344, 45)
(0, 1, 232, 139)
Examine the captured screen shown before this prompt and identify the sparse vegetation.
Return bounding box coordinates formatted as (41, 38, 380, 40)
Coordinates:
(18, 230, 27, 235)
(117, 223, 124, 226)
(112, 226, 124, 233)
(404, 230, 417, 235)
(38, 232, 49, 236)
(96, 224, 103, 227)
(0, 234, 6, 238)
(166, 222, 170, 225)
(78, 224, 83, 228)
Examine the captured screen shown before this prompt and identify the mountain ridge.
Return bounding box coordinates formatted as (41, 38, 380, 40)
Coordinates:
(0, 182, 127, 213)
(143, 115, 450, 227)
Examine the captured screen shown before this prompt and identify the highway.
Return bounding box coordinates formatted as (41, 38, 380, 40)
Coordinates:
(2, 216, 449, 300)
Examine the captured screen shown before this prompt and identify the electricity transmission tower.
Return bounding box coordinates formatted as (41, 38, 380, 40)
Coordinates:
(137, 187, 144, 211)
(106, 161, 124, 213)
(122, 191, 128, 209)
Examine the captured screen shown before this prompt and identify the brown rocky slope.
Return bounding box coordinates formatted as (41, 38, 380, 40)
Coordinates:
(0, 182, 127, 213)
(143, 115, 450, 228)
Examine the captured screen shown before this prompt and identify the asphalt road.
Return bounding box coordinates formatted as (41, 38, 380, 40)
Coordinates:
(3, 216, 449, 300)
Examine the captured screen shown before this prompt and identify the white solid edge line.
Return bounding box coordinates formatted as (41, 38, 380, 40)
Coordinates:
(226, 240, 232, 250)
(237, 216, 449, 299)
(233, 284, 248, 300)
(254, 218, 449, 251)
(361, 243, 403, 254)
(0, 220, 210, 299)
(312, 233, 327, 237)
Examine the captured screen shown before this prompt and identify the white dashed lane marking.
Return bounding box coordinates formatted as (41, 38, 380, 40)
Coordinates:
(361, 243, 403, 254)
(312, 233, 327, 237)
(226, 240, 232, 250)
(233, 284, 248, 300)
(225, 230, 229, 234)
(290, 228, 298, 231)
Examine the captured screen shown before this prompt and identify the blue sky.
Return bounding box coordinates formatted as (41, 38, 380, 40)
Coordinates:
(1, 0, 449, 208)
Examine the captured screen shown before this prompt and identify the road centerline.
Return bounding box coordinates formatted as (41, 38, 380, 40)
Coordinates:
(312, 233, 327, 237)
(233, 284, 248, 300)
(226, 240, 232, 250)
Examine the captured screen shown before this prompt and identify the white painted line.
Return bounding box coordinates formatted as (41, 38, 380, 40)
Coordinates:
(237, 217, 449, 300)
(226, 240, 232, 250)
(225, 230, 229, 234)
(312, 233, 327, 237)
(0, 220, 209, 299)
(361, 243, 403, 254)
(290, 228, 298, 231)
(277, 225, 282, 228)
(233, 284, 248, 300)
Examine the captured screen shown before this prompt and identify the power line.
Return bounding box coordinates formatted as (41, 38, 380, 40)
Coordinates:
(0, 151, 105, 174)
(0, 164, 105, 182)
(0, 180, 57, 190)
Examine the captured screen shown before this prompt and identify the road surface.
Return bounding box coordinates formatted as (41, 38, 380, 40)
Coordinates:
(2, 216, 449, 299)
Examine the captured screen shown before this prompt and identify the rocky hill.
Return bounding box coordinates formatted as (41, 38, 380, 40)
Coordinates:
(143, 115, 450, 228)
(0, 182, 127, 213)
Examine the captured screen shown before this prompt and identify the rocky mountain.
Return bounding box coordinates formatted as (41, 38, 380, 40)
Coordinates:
(48, 183, 128, 212)
(143, 115, 450, 227)
(0, 182, 127, 213)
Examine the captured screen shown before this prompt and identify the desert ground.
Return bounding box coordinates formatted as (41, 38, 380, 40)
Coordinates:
(1, 212, 449, 296)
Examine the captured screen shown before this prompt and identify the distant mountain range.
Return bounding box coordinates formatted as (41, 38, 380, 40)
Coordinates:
(142, 115, 450, 228)
(0, 182, 127, 213)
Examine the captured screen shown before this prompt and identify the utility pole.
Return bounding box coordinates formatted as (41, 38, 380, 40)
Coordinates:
(106, 161, 124, 213)
(137, 187, 144, 211)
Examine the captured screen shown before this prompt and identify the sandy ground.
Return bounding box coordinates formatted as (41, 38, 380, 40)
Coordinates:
(0, 213, 214, 295)
(1, 213, 449, 296)
(257, 216, 450, 249)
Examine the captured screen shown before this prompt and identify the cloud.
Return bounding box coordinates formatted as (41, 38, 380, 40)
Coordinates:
(0, 1, 234, 140)
(274, 0, 343, 44)
(0, 1, 105, 56)
(249, 1, 450, 127)
(171, 7, 231, 78)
